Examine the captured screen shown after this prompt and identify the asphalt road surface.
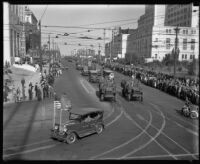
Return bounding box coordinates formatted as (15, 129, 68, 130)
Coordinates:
(3, 60, 199, 160)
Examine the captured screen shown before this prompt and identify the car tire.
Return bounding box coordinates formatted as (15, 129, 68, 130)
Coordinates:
(190, 111, 198, 119)
(65, 132, 77, 144)
(96, 124, 103, 134)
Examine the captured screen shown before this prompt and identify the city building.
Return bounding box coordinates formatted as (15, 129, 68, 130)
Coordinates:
(24, 6, 41, 58)
(3, 3, 25, 65)
(164, 4, 199, 28)
(105, 28, 134, 60)
(126, 4, 199, 62)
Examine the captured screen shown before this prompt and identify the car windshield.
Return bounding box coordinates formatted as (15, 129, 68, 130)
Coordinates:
(69, 113, 81, 120)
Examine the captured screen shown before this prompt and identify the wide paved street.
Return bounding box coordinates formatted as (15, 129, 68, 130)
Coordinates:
(3, 60, 199, 160)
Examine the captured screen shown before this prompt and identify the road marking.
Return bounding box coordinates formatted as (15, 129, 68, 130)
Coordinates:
(3, 139, 52, 151)
(90, 110, 152, 160)
(104, 106, 115, 120)
(80, 79, 90, 93)
(3, 144, 56, 158)
(136, 114, 145, 121)
(105, 110, 123, 127)
(98, 153, 199, 160)
(148, 103, 198, 160)
(149, 103, 199, 137)
(120, 109, 175, 159)
(82, 79, 96, 93)
(174, 122, 199, 136)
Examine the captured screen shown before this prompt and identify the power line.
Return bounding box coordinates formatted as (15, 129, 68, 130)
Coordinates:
(40, 5, 48, 21)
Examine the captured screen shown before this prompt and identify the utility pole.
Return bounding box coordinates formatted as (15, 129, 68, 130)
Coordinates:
(48, 34, 51, 63)
(98, 43, 101, 63)
(39, 20, 42, 72)
(103, 29, 106, 63)
(173, 26, 180, 79)
(52, 39, 54, 63)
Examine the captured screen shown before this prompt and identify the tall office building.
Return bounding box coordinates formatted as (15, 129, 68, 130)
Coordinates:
(165, 4, 199, 28)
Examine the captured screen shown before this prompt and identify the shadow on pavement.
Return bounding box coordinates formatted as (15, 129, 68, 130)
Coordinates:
(12, 101, 41, 159)
(3, 103, 22, 129)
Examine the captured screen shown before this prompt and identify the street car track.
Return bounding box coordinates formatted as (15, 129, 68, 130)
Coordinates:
(3, 100, 123, 159)
(90, 109, 153, 160)
(120, 102, 198, 160)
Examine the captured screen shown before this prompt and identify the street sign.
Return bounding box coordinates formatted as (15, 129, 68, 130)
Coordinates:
(54, 101, 61, 110)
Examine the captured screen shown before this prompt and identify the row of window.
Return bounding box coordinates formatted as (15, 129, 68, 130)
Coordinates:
(168, 5, 191, 14)
(181, 54, 195, 60)
(165, 28, 196, 35)
(165, 38, 195, 50)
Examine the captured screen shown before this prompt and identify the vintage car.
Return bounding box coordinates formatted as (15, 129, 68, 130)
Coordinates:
(76, 63, 83, 70)
(51, 108, 104, 144)
(181, 104, 199, 119)
(99, 78, 116, 101)
(121, 79, 143, 101)
(81, 66, 89, 76)
(103, 70, 114, 79)
(89, 70, 101, 83)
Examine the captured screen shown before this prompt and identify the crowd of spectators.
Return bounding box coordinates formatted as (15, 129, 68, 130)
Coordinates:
(106, 63, 199, 105)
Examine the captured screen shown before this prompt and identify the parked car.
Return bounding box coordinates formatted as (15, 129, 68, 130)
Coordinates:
(51, 108, 104, 144)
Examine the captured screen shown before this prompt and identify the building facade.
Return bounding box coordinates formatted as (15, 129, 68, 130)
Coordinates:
(24, 6, 40, 57)
(105, 28, 134, 60)
(3, 3, 25, 65)
(126, 4, 199, 62)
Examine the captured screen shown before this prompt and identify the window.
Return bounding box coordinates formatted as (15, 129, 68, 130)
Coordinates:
(166, 38, 171, 49)
(166, 29, 168, 33)
(182, 54, 184, 59)
(183, 30, 185, 34)
(185, 54, 187, 59)
(183, 39, 187, 50)
(190, 55, 193, 59)
(191, 39, 195, 50)
(169, 29, 171, 33)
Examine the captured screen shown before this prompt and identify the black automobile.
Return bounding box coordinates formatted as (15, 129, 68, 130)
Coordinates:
(51, 108, 104, 144)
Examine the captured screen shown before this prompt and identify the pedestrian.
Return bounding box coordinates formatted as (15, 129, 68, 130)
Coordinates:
(35, 83, 38, 98)
(37, 86, 42, 101)
(16, 87, 21, 102)
(21, 77, 25, 88)
(49, 85, 54, 98)
(3, 85, 8, 102)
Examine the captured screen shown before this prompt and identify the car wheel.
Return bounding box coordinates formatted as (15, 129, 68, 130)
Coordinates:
(96, 124, 103, 134)
(190, 111, 198, 119)
(65, 132, 77, 144)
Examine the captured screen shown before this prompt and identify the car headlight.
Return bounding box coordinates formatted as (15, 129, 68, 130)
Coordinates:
(64, 125, 67, 132)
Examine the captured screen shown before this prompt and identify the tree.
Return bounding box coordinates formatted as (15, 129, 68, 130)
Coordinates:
(188, 58, 199, 76)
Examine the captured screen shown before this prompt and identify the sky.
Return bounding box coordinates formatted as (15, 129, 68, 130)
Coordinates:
(29, 5, 145, 56)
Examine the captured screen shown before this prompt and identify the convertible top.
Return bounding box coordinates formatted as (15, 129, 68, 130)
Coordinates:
(70, 107, 103, 115)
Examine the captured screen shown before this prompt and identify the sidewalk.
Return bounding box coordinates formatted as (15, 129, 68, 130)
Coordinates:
(4, 67, 41, 106)
(4, 64, 54, 106)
